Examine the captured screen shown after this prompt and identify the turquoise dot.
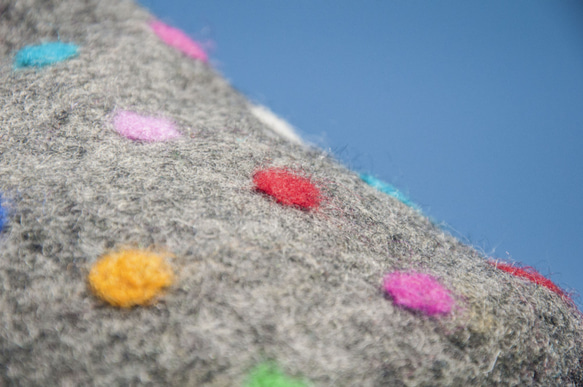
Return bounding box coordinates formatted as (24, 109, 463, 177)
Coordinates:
(360, 173, 421, 211)
(14, 42, 79, 69)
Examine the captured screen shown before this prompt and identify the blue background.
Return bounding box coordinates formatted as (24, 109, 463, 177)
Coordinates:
(139, 0, 583, 305)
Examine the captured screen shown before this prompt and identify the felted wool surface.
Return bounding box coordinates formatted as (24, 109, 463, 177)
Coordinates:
(0, 1, 582, 386)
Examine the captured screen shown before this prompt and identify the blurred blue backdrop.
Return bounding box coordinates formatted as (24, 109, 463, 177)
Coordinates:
(139, 0, 583, 305)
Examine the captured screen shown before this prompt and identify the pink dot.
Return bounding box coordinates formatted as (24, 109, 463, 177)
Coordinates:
(150, 20, 208, 62)
(113, 111, 181, 142)
(383, 272, 454, 316)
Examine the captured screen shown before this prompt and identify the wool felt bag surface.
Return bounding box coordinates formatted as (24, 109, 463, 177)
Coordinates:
(1, 0, 582, 386)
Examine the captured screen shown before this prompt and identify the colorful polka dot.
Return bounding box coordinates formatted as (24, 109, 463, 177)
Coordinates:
(0, 195, 7, 232)
(383, 271, 454, 316)
(150, 20, 208, 62)
(489, 261, 567, 298)
(88, 248, 174, 308)
(253, 167, 321, 210)
(360, 174, 420, 211)
(245, 363, 308, 387)
(250, 104, 303, 144)
(113, 110, 181, 142)
(14, 42, 79, 69)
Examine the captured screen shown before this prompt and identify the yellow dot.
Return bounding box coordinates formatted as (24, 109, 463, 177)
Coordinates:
(88, 248, 174, 307)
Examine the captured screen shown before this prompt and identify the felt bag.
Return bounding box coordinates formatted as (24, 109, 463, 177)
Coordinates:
(1, 1, 581, 385)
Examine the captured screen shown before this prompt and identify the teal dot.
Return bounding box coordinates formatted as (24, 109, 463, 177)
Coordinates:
(14, 42, 79, 69)
(360, 173, 421, 211)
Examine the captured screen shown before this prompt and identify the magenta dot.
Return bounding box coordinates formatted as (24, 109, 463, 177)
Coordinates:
(383, 272, 454, 316)
(113, 111, 181, 142)
(150, 20, 208, 62)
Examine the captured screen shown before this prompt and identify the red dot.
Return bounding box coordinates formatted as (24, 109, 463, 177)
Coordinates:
(489, 261, 568, 298)
(253, 168, 321, 210)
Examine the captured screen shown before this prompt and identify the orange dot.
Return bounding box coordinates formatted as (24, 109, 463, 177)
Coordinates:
(88, 248, 174, 307)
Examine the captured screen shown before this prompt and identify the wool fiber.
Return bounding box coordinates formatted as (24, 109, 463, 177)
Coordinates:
(0, 0, 581, 385)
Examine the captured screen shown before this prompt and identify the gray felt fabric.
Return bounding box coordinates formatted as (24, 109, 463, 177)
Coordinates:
(0, 0, 582, 386)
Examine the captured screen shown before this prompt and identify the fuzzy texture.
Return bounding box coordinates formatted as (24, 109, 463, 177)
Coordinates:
(383, 272, 454, 316)
(245, 363, 309, 387)
(13, 41, 78, 68)
(489, 261, 567, 299)
(88, 248, 174, 307)
(360, 173, 420, 210)
(150, 20, 208, 62)
(0, 0, 582, 386)
(113, 110, 181, 141)
(254, 168, 321, 210)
